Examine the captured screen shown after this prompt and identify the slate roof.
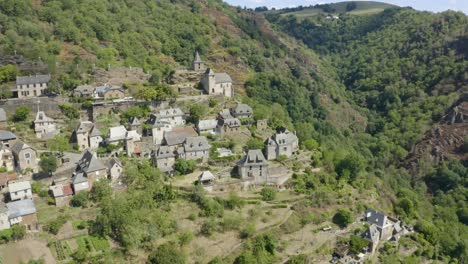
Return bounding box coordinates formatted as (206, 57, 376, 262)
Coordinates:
(158, 108, 185, 118)
(8, 181, 31, 193)
(365, 209, 394, 228)
(205, 68, 215, 75)
(107, 126, 127, 142)
(0, 108, 6, 122)
(215, 73, 232, 84)
(7, 199, 36, 218)
(194, 52, 203, 63)
(34, 111, 54, 123)
(72, 172, 88, 184)
(129, 117, 141, 126)
(222, 117, 241, 128)
(126, 130, 141, 141)
(238, 149, 268, 166)
(267, 129, 298, 146)
(362, 224, 380, 244)
(199, 171, 215, 182)
(218, 109, 233, 120)
(76, 121, 94, 134)
(89, 125, 102, 137)
(197, 119, 218, 131)
(108, 158, 122, 169)
(77, 151, 106, 173)
(155, 146, 175, 159)
(164, 127, 197, 146)
(184, 136, 210, 152)
(16, 74, 51, 85)
(231, 104, 252, 116)
(0, 131, 16, 141)
(11, 141, 32, 154)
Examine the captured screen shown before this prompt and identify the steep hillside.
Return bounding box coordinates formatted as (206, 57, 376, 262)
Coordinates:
(267, 6, 468, 262)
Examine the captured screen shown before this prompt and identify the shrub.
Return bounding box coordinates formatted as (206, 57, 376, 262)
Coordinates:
(245, 138, 264, 150)
(13, 106, 30, 121)
(349, 234, 369, 254)
(148, 243, 186, 264)
(46, 215, 68, 235)
(240, 224, 255, 239)
(332, 209, 353, 228)
(260, 187, 276, 201)
(71, 191, 89, 207)
(201, 218, 219, 236)
(174, 159, 196, 175)
(178, 231, 194, 246)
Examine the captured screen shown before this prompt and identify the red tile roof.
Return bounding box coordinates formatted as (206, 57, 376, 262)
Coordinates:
(62, 185, 74, 196)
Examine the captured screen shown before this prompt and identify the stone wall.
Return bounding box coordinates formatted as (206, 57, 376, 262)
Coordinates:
(0, 97, 68, 120)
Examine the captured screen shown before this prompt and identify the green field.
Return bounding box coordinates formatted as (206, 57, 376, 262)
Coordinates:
(274, 1, 397, 18)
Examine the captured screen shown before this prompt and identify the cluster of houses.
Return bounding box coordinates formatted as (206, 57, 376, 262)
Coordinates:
(0, 180, 38, 231)
(73, 84, 126, 100)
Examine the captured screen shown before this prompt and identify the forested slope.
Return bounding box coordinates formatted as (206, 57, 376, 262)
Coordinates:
(267, 6, 468, 262)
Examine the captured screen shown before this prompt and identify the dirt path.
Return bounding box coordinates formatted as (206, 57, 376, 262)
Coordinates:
(0, 237, 55, 264)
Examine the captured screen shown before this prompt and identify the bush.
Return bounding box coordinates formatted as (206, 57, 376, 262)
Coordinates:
(71, 191, 89, 207)
(201, 218, 219, 236)
(260, 187, 276, 201)
(208, 97, 218, 107)
(46, 215, 68, 235)
(13, 106, 30, 121)
(245, 138, 264, 150)
(148, 243, 186, 264)
(59, 103, 80, 119)
(332, 209, 353, 228)
(240, 224, 255, 239)
(224, 192, 245, 210)
(349, 234, 369, 254)
(302, 139, 319, 150)
(174, 159, 196, 175)
(178, 231, 194, 246)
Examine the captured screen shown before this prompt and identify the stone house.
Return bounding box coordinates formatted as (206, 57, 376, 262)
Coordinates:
(362, 224, 380, 254)
(124, 130, 142, 156)
(108, 158, 123, 182)
(231, 104, 253, 119)
(8, 181, 32, 201)
(34, 111, 58, 139)
(6, 199, 38, 230)
(178, 136, 211, 161)
(364, 209, 397, 241)
(199, 171, 215, 185)
(0, 108, 7, 129)
(49, 184, 73, 207)
(237, 149, 269, 183)
(94, 84, 124, 99)
(0, 131, 17, 148)
(192, 52, 205, 72)
(75, 151, 107, 189)
(218, 117, 241, 137)
(11, 141, 38, 173)
(71, 172, 89, 193)
(75, 122, 103, 151)
(14, 74, 51, 99)
(265, 128, 299, 160)
(0, 144, 14, 172)
(156, 108, 186, 127)
(0, 203, 9, 230)
(106, 125, 127, 145)
(153, 146, 176, 173)
(202, 68, 233, 97)
(73, 85, 95, 97)
(146, 114, 173, 145)
(0, 172, 17, 191)
(163, 127, 198, 152)
(197, 119, 218, 135)
(128, 117, 142, 134)
(103, 87, 125, 100)
(218, 109, 233, 120)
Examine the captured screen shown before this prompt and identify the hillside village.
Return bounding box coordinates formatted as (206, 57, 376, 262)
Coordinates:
(0, 51, 416, 264)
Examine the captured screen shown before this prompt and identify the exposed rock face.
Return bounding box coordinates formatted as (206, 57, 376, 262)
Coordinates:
(407, 96, 468, 172)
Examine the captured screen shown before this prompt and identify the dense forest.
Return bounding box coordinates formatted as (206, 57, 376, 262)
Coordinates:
(0, 0, 467, 263)
(266, 6, 468, 262)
